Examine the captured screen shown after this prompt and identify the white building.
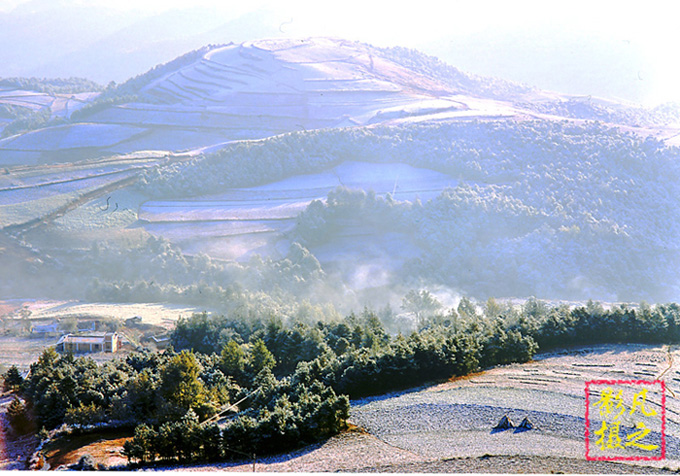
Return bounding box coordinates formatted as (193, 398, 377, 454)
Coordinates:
(56, 332, 120, 353)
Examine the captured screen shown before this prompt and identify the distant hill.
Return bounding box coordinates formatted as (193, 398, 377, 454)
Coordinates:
(2, 37, 677, 165)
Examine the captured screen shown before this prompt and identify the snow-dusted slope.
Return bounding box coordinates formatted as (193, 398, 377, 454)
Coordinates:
(0, 38, 507, 164)
(139, 160, 456, 262)
(2, 37, 674, 166)
(91, 38, 475, 144)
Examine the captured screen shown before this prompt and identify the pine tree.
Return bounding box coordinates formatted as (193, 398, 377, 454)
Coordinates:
(3, 365, 23, 391)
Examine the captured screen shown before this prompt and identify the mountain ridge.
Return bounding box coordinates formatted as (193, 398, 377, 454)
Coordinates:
(2, 37, 678, 166)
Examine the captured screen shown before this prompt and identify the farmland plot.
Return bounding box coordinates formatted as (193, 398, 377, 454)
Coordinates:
(140, 161, 456, 261)
(26, 301, 202, 328)
(0, 123, 147, 163)
(350, 344, 680, 470)
(0, 155, 172, 232)
(0, 39, 483, 162)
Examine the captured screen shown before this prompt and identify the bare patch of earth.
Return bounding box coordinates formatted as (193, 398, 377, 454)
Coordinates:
(42, 429, 131, 470)
(0, 394, 38, 470)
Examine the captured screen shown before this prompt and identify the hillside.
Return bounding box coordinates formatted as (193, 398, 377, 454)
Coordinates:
(2, 37, 678, 165)
(0, 38, 466, 164)
(0, 37, 678, 311)
(172, 344, 676, 473)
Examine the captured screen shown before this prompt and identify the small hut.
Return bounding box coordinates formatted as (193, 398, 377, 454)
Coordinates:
(493, 414, 514, 430)
(517, 416, 534, 430)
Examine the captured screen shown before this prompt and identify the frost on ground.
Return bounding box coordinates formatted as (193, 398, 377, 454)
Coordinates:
(140, 160, 455, 262)
(173, 344, 680, 473)
(351, 344, 680, 470)
(26, 301, 202, 329)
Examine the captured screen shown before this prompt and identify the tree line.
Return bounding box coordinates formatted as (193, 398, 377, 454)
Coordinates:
(5, 297, 680, 467)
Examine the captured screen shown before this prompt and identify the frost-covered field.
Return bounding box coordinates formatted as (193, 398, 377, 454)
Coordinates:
(0, 89, 96, 115)
(0, 155, 166, 230)
(3, 300, 202, 329)
(350, 344, 680, 469)
(0, 123, 146, 151)
(158, 345, 678, 473)
(0, 38, 481, 162)
(140, 161, 455, 261)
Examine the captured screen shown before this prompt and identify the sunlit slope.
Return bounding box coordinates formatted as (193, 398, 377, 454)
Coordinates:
(0, 38, 532, 165)
(2, 37, 679, 166)
(1, 38, 679, 303)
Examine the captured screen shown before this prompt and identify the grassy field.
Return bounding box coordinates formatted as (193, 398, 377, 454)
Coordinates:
(26, 301, 202, 327)
(0, 337, 55, 372)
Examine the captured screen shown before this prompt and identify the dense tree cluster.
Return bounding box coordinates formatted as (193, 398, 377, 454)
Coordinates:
(122, 376, 348, 464)
(172, 306, 537, 399)
(515, 300, 680, 350)
(1, 107, 66, 138)
(518, 97, 680, 128)
(371, 43, 534, 100)
(0, 77, 101, 136)
(5, 118, 678, 306)
(19, 342, 348, 465)
(75, 236, 327, 310)
(0, 77, 102, 94)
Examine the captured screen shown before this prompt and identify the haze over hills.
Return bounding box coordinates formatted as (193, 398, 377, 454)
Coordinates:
(2, 1, 677, 107)
(0, 37, 679, 310)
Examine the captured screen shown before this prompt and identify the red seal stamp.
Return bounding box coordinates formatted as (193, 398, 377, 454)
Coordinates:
(585, 380, 665, 461)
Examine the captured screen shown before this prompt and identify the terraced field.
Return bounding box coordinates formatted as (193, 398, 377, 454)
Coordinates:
(0, 38, 524, 164)
(0, 152, 190, 233)
(139, 160, 456, 261)
(0, 89, 97, 116)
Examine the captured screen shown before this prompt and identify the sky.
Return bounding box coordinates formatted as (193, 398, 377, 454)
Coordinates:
(0, 0, 678, 106)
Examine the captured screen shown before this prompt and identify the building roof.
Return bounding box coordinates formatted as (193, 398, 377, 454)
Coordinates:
(57, 332, 118, 345)
(63, 335, 105, 344)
